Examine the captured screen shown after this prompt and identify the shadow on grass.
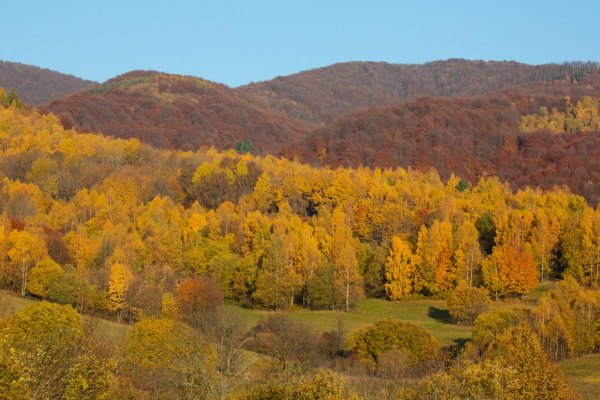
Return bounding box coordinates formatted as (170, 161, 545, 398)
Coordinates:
(427, 306, 453, 324)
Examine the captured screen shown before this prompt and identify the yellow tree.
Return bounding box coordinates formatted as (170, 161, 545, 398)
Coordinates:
(241, 210, 271, 266)
(253, 230, 297, 309)
(415, 219, 454, 295)
(482, 209, 538, 298)
(63, 227, 105, 311)
(573, 208, 600, 287)
(385, 236, 418, 299)
(495, 209, 534, 252)
(108, 262, 133, 321)
(253, 203, 322, 309)
(252, 207, 301, 308)
(26, 157, 60, 198)
(134, 196, 184, 271)
(488, 323, 578, 399)
(529, 209, 562, 282)
(454, 220, 483, 286)
(329, 208, 363, 311)
(0, 214, 10, 284)
(7, 230, 48, 296)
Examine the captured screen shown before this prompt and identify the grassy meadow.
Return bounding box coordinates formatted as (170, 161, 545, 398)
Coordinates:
(2, 286, 599, 400)
(560, 354, 600, 400)
(229, 298, 472, 346)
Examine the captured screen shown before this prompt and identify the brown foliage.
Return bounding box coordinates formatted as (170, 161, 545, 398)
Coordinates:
(250, 314, 322, 370)
(241, 59, 600, 123)
(43, 71, 315, 153)
(289, 95, 600, 204)
(175, 277, 224, 330)
(0, 61, 94, 105)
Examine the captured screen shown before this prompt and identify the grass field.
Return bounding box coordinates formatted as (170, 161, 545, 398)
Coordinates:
(525, 280, 556, 300)
(228, 298, 472, 346)
(560, 354, 600, 400)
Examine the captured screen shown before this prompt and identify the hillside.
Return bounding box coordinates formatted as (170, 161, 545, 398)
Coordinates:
(35, 60, 600, 203)
(43, 71, 316, 153)
(239, 59, 600, 123)
(0, 60, 95, 105)
(287, 95, 600, 204)
(1, 95, 597, 400)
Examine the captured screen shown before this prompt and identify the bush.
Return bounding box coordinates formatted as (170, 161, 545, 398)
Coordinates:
(46, 271, 78, 305)
(447, 284, 491, 325)
(235, 370, 360, 400)
(0, 302, 113, 399)
(347, 318, 439, 366)
(251, 314, 321, 369)
(124, 318, 215, 398)
(26, 257, 63, 297)
(471, 307, 526, 352)
(1, 301, 82, 355)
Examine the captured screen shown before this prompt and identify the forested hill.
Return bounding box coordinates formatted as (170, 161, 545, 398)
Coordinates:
(0, 94, 598, 400)
(35, 60, 600, 203)
(286, 95, 600, 205)
(0, 60, 95, 105)
(1, 97, 599, 312)
(42, 70, 316, 153)
(239, 59, 600, 123)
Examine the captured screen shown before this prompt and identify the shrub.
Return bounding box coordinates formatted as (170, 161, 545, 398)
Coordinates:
(124, 318, 215, 398)
(1, 301, 82, 354)
(0, 302, 113, 399)
(26, 257, 63, 297)
(347, 318, 439, 366)
(471, 307, 526, 352)
(251, 314, 321, 369)
(46, 271, 78, 305)
(235, 370, 360, 400)
(447, 284, 491, 325)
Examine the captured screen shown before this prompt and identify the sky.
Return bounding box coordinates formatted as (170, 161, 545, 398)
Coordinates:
(2, 0, 599, 87)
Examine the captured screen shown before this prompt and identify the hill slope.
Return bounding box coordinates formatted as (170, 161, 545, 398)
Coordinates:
(43, 71, 315, 153)
(0, 60, 95, 105)
(286, 95, 600, 204)
(39, 60, 600, 202)
(239, 59, 600, 123)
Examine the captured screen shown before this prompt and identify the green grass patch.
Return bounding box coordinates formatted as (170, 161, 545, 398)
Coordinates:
(560, 354, 600, 400)
(526, 280, 556, 300)
(227, 298, 472, 346)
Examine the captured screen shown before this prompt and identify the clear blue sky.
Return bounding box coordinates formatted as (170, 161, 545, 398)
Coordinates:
(2, 0, 599, 86)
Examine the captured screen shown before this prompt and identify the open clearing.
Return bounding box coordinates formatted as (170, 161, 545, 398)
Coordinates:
(229, 298, 472, 346)
(560, 354, 600, 400)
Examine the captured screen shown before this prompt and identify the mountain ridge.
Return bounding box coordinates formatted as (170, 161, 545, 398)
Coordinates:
(0, 60, 96, 105)
(239, 59, 600, 123)
(42, 70, 316, 152)
(25, 58, 600, 203)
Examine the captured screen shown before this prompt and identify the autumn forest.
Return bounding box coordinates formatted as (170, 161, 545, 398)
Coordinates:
(0, 58, 599, 400)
